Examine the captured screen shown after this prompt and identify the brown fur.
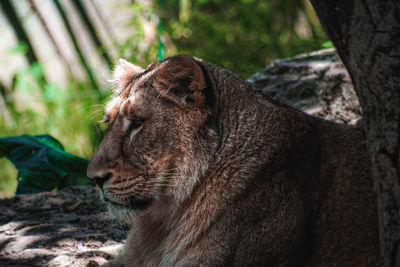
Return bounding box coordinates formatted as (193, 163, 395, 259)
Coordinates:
(87, 55, 378, 266)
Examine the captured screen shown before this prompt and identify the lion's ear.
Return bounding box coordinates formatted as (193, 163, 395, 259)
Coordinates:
(111, 59, 143, 90)
(155, 55, 206, 106)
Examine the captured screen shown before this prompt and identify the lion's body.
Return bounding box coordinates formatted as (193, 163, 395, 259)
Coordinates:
(88, 56, 378, 266)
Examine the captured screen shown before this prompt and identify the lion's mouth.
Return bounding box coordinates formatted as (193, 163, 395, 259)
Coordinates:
(102, 195, 125, 206)
(128, 198, 153, 210)
(102, 193, 153, 210)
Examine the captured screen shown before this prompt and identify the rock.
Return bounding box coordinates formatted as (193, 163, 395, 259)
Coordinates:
(248, 48, 362, 125)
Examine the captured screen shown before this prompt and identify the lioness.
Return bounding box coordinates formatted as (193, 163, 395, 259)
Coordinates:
(87, 55, 378, 266)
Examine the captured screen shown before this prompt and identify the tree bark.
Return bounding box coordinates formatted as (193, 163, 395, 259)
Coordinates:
(309, 1, 400, 266)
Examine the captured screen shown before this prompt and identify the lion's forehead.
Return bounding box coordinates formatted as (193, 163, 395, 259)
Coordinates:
(105, 89, 144, 122)
(105, 67, 159, 119)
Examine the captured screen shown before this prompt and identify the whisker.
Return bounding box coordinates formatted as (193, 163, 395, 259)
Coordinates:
(136, 181, 176, 187)
(86, 110, 105, 120)
(90, 104, 106, 108)
(145, 184, 176, 188)
(108, 178, 178, 191)
(140, 170, 177, 176)
(110, 191, 149, 200)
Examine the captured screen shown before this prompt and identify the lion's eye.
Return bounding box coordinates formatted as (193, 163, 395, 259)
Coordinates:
(128, 116, 144, 131)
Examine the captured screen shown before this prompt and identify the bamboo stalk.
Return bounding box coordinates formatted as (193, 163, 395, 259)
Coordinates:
(71, 0, 113, 69)
(88, 0, 119, 52)
(52, 0, 99, 91)
(0, 81, 12, 122)
(0, 0, 38, 64)
(0, 0, 48, 86)
(30, 0, 73, 76)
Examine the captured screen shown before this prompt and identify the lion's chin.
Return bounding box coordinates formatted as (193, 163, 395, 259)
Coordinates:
(100, 192, 154, 223)
(106, 204, 137, 223)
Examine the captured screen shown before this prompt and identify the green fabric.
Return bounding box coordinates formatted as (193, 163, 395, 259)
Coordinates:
(0, 134, 93, 194)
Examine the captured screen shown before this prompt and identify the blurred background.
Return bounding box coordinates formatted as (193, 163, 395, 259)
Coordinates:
(0, 0, 328, 197)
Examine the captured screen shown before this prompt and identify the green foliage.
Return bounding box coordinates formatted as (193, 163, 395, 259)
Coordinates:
(116, 1, 159, 65)
(322, 40, 333, 48)
(115, 0, 330, 77)
(0, 61, 108, 196)
(6, 41, 28, 54)
(15, 62, 44, 92)
(160, 0, 328, 78)
(0, 135, 93, 194)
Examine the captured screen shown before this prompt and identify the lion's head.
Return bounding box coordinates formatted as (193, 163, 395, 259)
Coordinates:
(87, 56, 218, 220)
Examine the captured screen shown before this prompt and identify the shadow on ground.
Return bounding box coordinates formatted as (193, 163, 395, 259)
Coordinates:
(0, 186, 129, 266)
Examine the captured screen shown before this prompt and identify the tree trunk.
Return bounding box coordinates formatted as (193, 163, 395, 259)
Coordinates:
(309, 1, 400, 266)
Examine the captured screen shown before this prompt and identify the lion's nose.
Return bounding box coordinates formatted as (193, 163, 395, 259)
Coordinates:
(87, 170, 113, 188)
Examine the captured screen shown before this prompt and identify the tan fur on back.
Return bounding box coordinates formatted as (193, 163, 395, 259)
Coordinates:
(87, 55, 378, 266)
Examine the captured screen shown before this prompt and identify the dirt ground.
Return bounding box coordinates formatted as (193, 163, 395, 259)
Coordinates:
(0, 186, 129, 266)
